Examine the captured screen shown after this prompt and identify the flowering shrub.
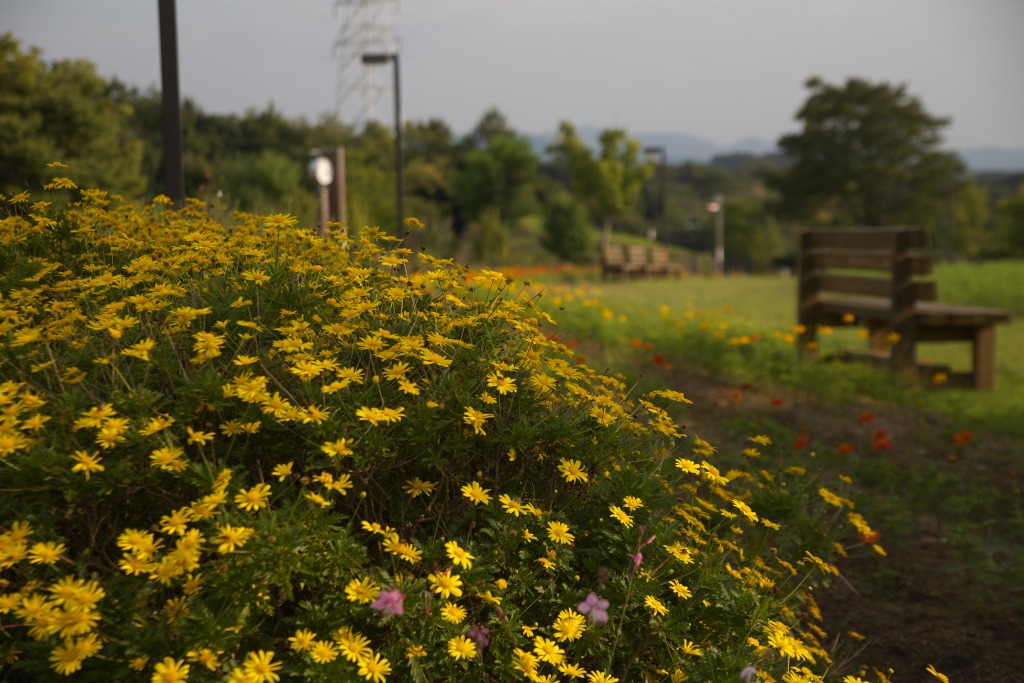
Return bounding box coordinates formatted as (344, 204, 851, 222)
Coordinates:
(1, 174, 877, 681)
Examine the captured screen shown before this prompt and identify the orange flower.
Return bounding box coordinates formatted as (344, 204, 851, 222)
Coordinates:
(871, 430, 891, 451)
(792, 434, 810, 450)
(836, 442, 856, 456)
(951, 429, 973, 446)
(858, 411, 875, 424)
(630, 338, 643, 348)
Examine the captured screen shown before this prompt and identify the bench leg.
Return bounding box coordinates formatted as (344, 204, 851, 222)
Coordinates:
(890, 325, 918, 383)
(972, 325, 997, 390)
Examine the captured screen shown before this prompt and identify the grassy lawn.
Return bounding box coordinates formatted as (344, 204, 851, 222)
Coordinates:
(531, 261, 1024, 437)
(523, 259, 1024, 680)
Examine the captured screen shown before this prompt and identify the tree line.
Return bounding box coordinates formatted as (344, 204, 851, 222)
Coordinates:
(3, 33, 1023, 267)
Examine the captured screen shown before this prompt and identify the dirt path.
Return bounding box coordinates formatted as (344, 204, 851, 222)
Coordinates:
(673, 370, 1024, 682)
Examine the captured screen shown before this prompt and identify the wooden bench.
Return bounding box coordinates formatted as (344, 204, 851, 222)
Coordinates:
(796, 226, 1012, 389)
(601, 244, 685, 279)
(600, 244, 646, 279)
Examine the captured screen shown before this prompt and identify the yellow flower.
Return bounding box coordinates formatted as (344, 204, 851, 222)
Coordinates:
(587, 672, 619, 683)
(447, 635, 476, 661)
(335, 627, 373, 662)
(644, 595, 668, 616)
(499, 493, 528, 517)
(622, 495, 644, 511)
(151, 656, 190, 683)
(243, 650, 282, 682)
(186, 426, 215, 445)
(532, 636, 564, 665)
(552, 609, 586, 642)
(320, 438, 354, 458)
(271, 462, 293, 481)
(288, 628, 316, 652)
(462, 406, 494, 435)
(28, 541, 65, 565)
(557, 458, 588, 484)
(486, 371, 517, 395)
(668, 579, 692, 599)
(309, 640, 339, 663)
(234, 483, 272, 511)
(264, 213, 298, 228)
(445, 540, 475, 569)
(608, 505, 634, 528)
(679, 639, 702, 657)
(460, 481, 492, 506)
(925, 665, 949, 683)
(427, 569, 463, 599)
(357, 652, 392, 682)
(70, 450, 104, 479)
(674, 457, 700, 474)
(344, 577, 380, 604)
(440, 602, 466, 623)
(546, 521, 574, 545)
(215, 524, 254, 553)
(406, 644, 427, 658)
(403, 477, 437, 498)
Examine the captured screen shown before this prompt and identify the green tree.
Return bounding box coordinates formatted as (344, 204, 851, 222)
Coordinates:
(541, 188, 592, 262)
(217, 150, 302, 214)
(994, 184, 1024, 256)
(0, 34, 144, 196)
(450, 109, 538, 233)
(547, 122, 653, 244)
(720, 197, 785, 272)
(774, 76, 966, 229)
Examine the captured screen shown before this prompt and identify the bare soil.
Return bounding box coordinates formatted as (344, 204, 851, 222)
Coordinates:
(673, 369, 1024, 682)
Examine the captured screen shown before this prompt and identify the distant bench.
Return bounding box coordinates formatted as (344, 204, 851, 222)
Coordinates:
(600, 244, 685, 279)
(796, 226, 1012, 389)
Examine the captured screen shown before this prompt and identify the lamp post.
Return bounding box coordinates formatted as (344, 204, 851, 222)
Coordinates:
(644, 146, 669, 244)
(361, 52, 404, 230)
(707, 192, 725, 275)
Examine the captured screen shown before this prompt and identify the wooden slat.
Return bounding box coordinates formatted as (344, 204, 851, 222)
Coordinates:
(802, 249, 933, 275)
(805, 275, 937, 301)
(801, 226, 930, 250)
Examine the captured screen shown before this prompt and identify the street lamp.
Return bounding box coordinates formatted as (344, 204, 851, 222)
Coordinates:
(707, 192, 725, 275)
(644, 146, 669, 244)
(361, 52, 404, 230)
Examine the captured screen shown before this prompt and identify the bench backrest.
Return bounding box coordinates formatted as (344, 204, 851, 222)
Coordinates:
(601, 243, 626, 266)
(798, 226, 937, 318)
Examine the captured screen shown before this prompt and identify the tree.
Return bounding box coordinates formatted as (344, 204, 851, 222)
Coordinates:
(541, 188, 592, 262)
(774, 76, 966, 229)
(994, 184, 1024, 256)
(0, 34, 144, 196)
(449, 109, 538, 235)
(547, 122, 653, 244)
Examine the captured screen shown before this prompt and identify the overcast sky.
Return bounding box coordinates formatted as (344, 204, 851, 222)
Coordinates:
(6, 0, 1024, 150)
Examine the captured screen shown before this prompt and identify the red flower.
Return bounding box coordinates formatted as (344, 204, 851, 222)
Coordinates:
(871, 429, 891, 451)
(836, 442, 856, 456)
(652, 353, 666, 366)
(729, 390, 744, 404)
(770, 397, 784, 407)
(952, 429, 974, 446)
(792, 434, 810, 450)
(858, 411, 875, 424)
(643, 342, 655, 352)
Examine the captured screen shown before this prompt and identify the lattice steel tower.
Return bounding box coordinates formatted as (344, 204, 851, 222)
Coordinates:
(333, 0, 400, 125)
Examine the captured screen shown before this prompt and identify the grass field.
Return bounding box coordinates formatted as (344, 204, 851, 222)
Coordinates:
(530, 260, 1024, 436)
(524, 259, 1024, 680)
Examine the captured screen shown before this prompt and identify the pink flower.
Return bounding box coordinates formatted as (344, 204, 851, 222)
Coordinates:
(370, 587, 404, 616)
(467, 624, 491, 649)
(577, 591, 609, 623)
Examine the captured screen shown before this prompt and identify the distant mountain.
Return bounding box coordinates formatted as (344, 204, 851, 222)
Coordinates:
(958, 147, 1024, 173)
(527, 127, 1024, 173)
(527, 126, 776, 164)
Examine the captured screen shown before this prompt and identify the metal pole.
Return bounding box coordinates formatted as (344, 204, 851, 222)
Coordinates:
(713, 193, 725, 275)
(158, 0, 185, 205)
(392, 55, 404, 230)
(661, 154, 669, 244)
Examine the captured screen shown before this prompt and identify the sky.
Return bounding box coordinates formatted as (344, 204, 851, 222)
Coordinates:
(5, 0, 1024, 151)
